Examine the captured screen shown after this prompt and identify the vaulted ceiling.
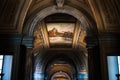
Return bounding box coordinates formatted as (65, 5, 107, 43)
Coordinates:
(0, 0, 119, 51)
(0, 0, 119, 35)
(0, 0, 119, 80)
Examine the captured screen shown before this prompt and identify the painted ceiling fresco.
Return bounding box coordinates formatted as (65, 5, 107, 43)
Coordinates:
(46, 23, 75, 45)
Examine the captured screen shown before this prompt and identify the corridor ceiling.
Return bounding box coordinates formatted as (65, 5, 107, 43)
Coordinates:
(0, 0, 119, 36)
(24, 0, 95, 48)
(0, 0, 119, 50)
(33, 13, 87, 48)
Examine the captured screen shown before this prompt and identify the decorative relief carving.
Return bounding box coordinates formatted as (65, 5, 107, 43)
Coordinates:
(56, 0, 64, 8)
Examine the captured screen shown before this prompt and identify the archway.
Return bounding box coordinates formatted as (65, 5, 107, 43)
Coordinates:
(23, 5, 97, 36)
(51, 71, 71, 80)
(23, 4, 99, 80)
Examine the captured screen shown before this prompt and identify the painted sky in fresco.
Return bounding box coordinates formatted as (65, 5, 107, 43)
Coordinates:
(47, 23, 75, 33)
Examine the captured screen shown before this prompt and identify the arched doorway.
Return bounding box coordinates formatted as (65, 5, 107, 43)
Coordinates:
(31, 13, 89, 80)
(23, 2, 99, 80)
(46, 60, 73, 80)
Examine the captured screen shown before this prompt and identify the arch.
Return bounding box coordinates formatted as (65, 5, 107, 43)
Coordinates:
(23, 5, 97, 37)
(25, 4, 98, 80)
(51, 71, 71, 80)
(45, 61, 73, 80)
(17, 0, 32, 33)
(34, 51, 76, 73)
(33, 50, 80, 80)
(33, 49, 87, 74)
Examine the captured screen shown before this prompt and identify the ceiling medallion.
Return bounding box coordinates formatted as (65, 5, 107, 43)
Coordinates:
(56, 0, 64, 9)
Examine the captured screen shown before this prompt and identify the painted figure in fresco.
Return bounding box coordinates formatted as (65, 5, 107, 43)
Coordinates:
(63, 31, 73, 40)
(48, 28, 58, 37)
